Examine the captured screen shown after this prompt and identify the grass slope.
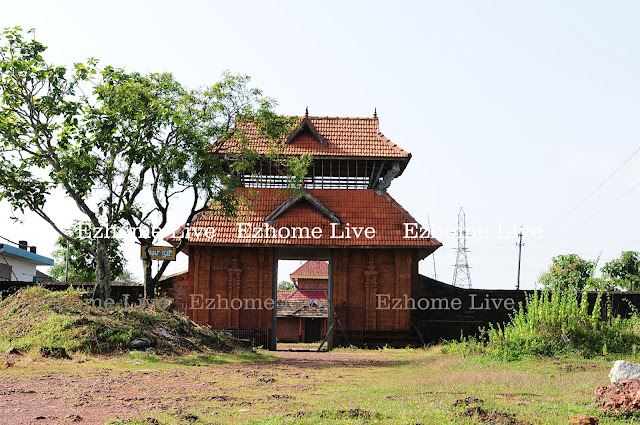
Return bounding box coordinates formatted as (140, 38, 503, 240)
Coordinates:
(0, 286, 242, 355)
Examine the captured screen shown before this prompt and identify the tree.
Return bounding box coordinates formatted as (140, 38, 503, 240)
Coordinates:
(49, 221, 129, 283)
(277, 281, 295, 290)
(538, 253, 604, 291)
(0, 27, 304, 300)
(602, 251, 640, 291)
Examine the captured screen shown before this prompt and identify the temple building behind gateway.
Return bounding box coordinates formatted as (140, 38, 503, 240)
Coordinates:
(277, 261, 329, 343)
(166, 111, 441, 349)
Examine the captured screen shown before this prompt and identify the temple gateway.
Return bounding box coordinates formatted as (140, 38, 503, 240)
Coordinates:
(165, 112, 441, 349)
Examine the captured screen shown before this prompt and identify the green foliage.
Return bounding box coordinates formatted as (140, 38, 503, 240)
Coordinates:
(537, 254, 603, 291)
(0, 27, 304, 297)
(445, 290, 640, 360)
(277, 280, 295, 290)
(538, 251, 640, 292)
(48, 220, 130, 283)
(602, 251, 640, 291)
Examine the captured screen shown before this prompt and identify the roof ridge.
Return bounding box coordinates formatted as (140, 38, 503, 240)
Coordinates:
(289, 116, 378, 120)
(222, 115, 411, 159)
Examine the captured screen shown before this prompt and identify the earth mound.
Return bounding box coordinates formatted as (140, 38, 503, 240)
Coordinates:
(0, 286, 243, 356)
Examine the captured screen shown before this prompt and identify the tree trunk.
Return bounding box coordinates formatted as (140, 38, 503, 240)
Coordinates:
(143, 254, 154, 301)
(93, 237, 111, 301)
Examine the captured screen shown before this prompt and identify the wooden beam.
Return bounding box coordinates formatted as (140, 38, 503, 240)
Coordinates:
(369, 160, 385, 189)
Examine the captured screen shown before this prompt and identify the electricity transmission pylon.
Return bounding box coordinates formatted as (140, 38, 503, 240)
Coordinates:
(452, 207, 471, 288)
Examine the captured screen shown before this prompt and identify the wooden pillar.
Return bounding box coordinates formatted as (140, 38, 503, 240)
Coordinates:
(327, 249, 335, 350)
(394, 250, 402, 330)
(269, 248, 279, 351)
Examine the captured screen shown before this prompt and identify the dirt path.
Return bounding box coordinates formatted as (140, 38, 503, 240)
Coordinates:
(0, 350, 399, 425)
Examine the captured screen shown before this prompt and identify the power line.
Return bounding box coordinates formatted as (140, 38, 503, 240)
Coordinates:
(559, 145, 640, 222)
(574, 179, 640, 228)
(469, 242, 515, 248)
(0, 234, 19, 246)
(0, 252, 19, 281)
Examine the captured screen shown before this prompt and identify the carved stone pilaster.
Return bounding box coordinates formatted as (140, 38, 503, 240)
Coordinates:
(364, 252, 379, 331)
(227, 255, 242, 328)
(335, 248, 349, 303)
(395, 249, 413, 331)
(257, 248, 265, 328)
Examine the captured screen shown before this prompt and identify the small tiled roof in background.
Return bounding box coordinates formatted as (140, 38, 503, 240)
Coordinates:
(277, 290, 327, 302)
(290, 261, 329, 280)
(219, 116, 411, 159)
(277, 289, 328, 318)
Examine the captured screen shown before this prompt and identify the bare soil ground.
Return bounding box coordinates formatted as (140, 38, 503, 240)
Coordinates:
(0, 349, 397, 425)
(0, 347, 624, 425)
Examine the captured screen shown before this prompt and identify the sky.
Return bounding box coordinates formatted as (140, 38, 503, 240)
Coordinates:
(1, 1, 639, 289)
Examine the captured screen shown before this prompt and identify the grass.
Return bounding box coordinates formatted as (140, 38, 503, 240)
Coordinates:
(3, 287, 640, 423)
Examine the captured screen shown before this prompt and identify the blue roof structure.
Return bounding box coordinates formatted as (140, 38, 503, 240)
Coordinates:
(0, 244, 54, 266)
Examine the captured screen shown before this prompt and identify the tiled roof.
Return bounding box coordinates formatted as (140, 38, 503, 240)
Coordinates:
(159, 270, 188, 281)
(278, 289, 328, 301)
(277, 289, 328, 318)
(168, 188, 442, 252)
(219, 116, 411, 159)
(290, 261, 329, 279)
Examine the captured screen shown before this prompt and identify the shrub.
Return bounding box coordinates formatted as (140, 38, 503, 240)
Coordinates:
(444, 290, 640, 360)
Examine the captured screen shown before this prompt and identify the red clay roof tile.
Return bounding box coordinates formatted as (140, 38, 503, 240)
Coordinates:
(290, 261, 329, 279)
(220, 116, 410, 159)
(168, 188, 441, 252)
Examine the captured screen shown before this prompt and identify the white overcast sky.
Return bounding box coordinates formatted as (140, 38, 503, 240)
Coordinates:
(1, 1, 639, 289)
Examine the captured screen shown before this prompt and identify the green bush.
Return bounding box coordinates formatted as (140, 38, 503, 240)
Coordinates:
(444, 290, 640, 360)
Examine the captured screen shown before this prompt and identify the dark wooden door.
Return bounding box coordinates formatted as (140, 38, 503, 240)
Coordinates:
(304, 318, 322, 342)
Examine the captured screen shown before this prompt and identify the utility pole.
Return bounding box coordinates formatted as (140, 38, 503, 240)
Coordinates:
(426, 214, 437, 280)
(516, 229, 524, 290)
